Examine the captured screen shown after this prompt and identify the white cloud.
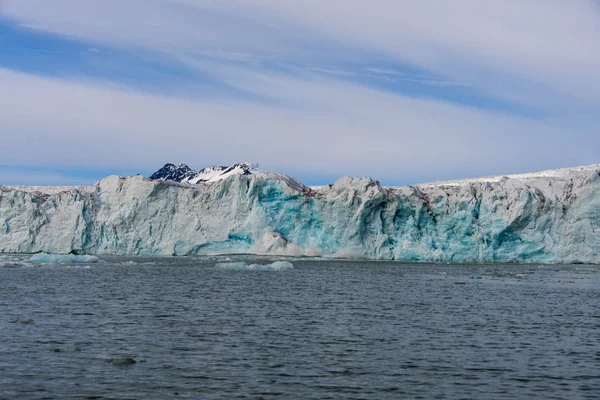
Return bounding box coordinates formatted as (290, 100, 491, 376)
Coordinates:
(232, 0, 600, 110)
(0, 67, 597, 184)
(1, 0, 318, 62)
(6, 0, 597, 110)
(1, 0, 599, 184)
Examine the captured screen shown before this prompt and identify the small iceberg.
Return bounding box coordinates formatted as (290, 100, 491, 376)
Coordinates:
(215, 261, 293, 270)
(29, 253, 100, 264)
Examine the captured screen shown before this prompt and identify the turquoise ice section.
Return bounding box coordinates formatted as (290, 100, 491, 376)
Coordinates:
(1, 166, 599, 263)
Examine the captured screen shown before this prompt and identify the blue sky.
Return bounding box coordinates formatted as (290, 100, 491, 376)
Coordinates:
(1, 0, 599, 186)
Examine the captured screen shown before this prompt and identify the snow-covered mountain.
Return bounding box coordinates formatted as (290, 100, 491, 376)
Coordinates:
(148, 163, 197, 182)
(1, 164, 600, 263)
(150, 162, 255, 184)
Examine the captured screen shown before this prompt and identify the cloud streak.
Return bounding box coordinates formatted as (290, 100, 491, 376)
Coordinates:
(0, 66, 597, 185)
(0, 0, 599, 185)
(5, 1, 598, 102)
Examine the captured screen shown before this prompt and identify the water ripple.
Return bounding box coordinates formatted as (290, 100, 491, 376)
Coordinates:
(0, 257, 599, 399)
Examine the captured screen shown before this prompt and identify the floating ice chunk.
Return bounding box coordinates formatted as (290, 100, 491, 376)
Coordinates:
(215, 261, 246, 269)
(327, 249, 364, 259)
(215, 260, 293, 270)
(0, 261, 33, 268)
(29, 253, 100, 264)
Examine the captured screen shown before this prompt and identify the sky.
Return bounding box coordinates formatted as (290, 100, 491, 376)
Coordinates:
(0, 0, 599, 186)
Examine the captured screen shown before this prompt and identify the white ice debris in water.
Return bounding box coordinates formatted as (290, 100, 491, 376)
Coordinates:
(1, 164, 600, 263)
(29, 253, 100, 264)
(215, 261, 294, 270)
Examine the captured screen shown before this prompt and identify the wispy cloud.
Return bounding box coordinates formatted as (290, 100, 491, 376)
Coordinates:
(232, 0, 600, 111)
(301, 66, 357, 77)
(0, 66, 597, 185)
(295, 65, 469, 87)
(5, 0, 599, 109)
(363, 68, 433, 79)
(0, 0, 599, 185)
(363, 68, 469, 87)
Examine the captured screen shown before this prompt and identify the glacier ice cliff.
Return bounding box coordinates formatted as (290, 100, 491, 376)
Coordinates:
(1, 165, 599, 263)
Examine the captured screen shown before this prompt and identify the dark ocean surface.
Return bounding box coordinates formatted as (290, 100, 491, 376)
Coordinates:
(1, 254, 599, 399)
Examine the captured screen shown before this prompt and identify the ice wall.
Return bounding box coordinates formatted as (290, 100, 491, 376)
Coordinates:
(1, 166, 599, 263)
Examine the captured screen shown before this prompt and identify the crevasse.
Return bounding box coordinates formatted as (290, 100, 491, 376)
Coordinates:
(1, 166, 599, 263)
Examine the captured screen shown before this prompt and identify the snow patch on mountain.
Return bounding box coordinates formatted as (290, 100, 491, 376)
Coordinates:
(149, 163, 197, 182)
(150, 162, 256, 184)
(418, 164, 600, 188)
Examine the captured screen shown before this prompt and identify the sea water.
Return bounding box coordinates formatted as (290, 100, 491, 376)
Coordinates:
(1, 254, 599, 399)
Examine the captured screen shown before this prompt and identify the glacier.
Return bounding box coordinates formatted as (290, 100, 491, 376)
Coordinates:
(1, 165, 599, 264)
